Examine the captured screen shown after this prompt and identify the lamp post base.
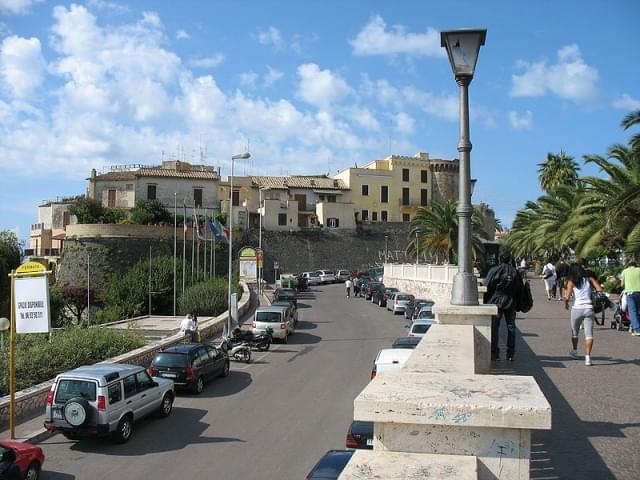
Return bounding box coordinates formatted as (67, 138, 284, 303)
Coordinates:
(450, 272, 479, 306)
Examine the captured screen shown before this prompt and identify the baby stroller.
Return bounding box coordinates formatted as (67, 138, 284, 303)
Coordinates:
(610, 301, 631, 331)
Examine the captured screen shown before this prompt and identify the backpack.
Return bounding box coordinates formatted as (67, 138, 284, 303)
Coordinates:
(486, 264, 519, 311)
(518, 281, 534, 313)
(591, 290, 610, 314)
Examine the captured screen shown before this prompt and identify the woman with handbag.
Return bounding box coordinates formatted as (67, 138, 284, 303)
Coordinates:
(542, 258, 557, 301)
(565, 263, 604, 366)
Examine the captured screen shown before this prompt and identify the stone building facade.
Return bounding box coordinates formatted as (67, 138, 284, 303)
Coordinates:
(28, 196, 80, 257)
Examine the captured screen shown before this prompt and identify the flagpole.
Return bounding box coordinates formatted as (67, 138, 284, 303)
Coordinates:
(191, 210, 195, 285)
(203, 207, 208, 279)
(212, 213, 216, 278)
(173, 192, 177, 316)
(182, 202, 186, 297)
(210, 212, 214, 278)
(196, 209, 200, 281)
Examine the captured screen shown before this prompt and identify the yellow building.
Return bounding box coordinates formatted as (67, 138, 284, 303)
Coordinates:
(333, 152, 459, 223)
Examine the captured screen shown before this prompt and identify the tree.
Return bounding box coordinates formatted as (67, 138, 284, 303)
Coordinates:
(622, 109, 640, 151)
(129, 199, 172, 225)
(56, 286, 104, 325)
(408, 200, 487, 264)
(69, 197, 105, 223)
(0, 230, 22, 317)
(537, 151, 580, 193)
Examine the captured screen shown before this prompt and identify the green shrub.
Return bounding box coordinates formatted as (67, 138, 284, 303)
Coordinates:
(178, 277, 241, 316)
(0, 327, 144, 396)
(130, 199, 172, 225)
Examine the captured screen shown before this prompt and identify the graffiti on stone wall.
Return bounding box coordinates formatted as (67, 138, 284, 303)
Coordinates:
(378, 249, 409, 263)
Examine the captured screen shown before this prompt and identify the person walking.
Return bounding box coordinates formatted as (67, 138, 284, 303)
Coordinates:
(556, 258, 569, 300)
(565, 263, 604, 365)
(542, 258, 557, 301)
(180, 313, 195, 340)
(519, 257, 528, 280)
(485, 249, 525, 362)
(353, 276, 360, 297)
(621, 259, 640, 336)
(345, 278, 352, 298)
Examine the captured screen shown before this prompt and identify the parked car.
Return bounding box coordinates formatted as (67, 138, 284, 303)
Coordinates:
(388, 293, 415, 314)
(364, 282, 383, 300)
(274, 287, 297, 307)
(306, 450, 354, 479)
(392, 336, 422, 349)
(149, 343, 229, 394)
(301, 271, 322, 286)
(253, 305, 295, 343)
(336, 269, 351, 282)
(0, 441, 45, 480)
(345, 420, 374, 450)
(44, 363, 174, 443)
(371, 348, 413, 379)
(271, 299, 298, 324)
(404, 299, 434, 320)
(406, 319, 436, 337)
(372, 287, 398, 307)
(416, 307, 436, 320)
(318, 270, 336, 284)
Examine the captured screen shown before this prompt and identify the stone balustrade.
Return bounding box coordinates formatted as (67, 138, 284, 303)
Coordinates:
(342, 302, 552, 480)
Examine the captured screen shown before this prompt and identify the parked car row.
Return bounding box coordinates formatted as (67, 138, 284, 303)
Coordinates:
(300, 269, 351, 285)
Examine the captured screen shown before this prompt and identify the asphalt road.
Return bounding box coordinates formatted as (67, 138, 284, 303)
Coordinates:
(39, 284, 407, 479)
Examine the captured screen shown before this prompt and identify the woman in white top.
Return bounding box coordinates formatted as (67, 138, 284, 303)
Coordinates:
(564, 263, 604, 366)
(542, 259, 557, 301)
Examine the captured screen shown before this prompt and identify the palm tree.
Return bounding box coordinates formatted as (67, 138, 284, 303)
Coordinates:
(408, 200, 487, 264)
(622, 109, 640, 151)
(537, 151, 580, 193)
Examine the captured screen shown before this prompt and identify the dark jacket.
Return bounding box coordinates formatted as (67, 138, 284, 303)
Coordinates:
(483, 262, 524, 313)
(0, 463, 21, 480)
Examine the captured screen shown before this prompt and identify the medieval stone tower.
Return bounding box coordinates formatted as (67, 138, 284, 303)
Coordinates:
(429, 159, 459, 202)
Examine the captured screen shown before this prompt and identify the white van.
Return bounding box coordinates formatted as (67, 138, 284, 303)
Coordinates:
(370, 348, 412, 379)
(301, 271, 322, 285)
(253, 306, 295, 343)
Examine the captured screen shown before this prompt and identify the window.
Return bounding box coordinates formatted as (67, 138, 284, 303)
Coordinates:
(402, 168, 410, 182)
(147, 185, 156, 200)
(232, 190, 240, 206)
(327, 195, 336, 203)
(402, 188, 410, 205)
(126, 183, 134, 191)
(372, 211, 378, 222)
(194, 188, 203, 208)
(135, 371, 154, 392)
(123, 375, 137, 398)
(278, 213, 287, 226)
(421, 170, 428, 183)
(361, 185, 369, 196)
(381, 211, 388, 222)
(207, 346, 221, 360)
(380, 186, 388, 203)
(421, 189, 428, 206)
(107, 189, 116, 208)
(63, 211, 70, 227)
(403, 213, 410, 222)
(327, 218, 339, 228)
(192, 347, 208, 368)
(361, 209, 369, 221)
(108, 383, 122, 404)
(55, 380, 97, 403)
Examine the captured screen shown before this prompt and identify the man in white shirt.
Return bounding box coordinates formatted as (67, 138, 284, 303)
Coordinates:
(345, 278, 352, 298)
(180, 314, 195, 338)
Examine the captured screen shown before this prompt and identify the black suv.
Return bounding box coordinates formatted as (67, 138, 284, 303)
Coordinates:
(149, 343, 229, 394)
(345, 420, 373, 449)
(274, 287, 297, 307)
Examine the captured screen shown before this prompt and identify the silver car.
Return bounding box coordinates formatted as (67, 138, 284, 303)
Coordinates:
(389, 293, 415, 314)
(44, 363, 174, 443)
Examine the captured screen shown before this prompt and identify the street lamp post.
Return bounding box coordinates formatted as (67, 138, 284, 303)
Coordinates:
(441, 28, 486, 306)
(228, 151, 251, 335)
(258, 188, 263, 297)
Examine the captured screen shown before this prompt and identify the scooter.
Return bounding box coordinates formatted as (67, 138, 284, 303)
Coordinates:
(232, 327, 273, 351)
(220, 336, 252, 363)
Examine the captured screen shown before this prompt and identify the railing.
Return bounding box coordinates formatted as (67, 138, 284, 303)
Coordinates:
(384, 263, 459, 283)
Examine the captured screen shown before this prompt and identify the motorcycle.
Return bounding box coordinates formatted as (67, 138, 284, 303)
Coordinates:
(232, 327, 273, 351)
(220, 336, 252, 363)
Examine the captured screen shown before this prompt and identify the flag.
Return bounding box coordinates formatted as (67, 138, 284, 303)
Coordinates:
(212, 218, 229, 243)
(193, 210, 206, 242)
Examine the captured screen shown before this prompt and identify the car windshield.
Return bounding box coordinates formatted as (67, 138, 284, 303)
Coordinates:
(153, 352, 189, 368)
(271, 300, 291, 306)
(397, 295, 412, 301)
(278, 290, 295, 298)
(310, 272, 320, 277)
(256, 311, 282, 322)
(55, 379, 97, 403)
(412, 324, 432, 334)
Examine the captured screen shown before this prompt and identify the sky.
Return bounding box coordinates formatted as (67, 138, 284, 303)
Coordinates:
(1, 0, 639, 243)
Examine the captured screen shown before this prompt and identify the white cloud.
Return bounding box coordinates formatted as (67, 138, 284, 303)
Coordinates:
(239, 71, 258, 88)
(87, 0, 130, 15)
(612, 93, 640, 111)
(264, 66, 283, 87)
(394, 112, 415, 135)
(189, 53, 224, 68)
(402, 86, 458, 121)
(0, 35, 45, 98)
(0, 0, 43, 15)
(346, 106, 380, 131)
(257, 26, 284, 50)
(511, 44, 599, 102)
(296, 63, 352, 109)
(350, 15, 443, 57)
(175, 29, 190, 40)
(508, 110, 533, 130)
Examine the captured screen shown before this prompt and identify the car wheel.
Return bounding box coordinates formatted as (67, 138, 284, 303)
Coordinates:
(157, 393, 174, 418)
(193, 376, 205, 394)
(112, 415, 133, 444)
(25, 461, 41, 480)
(221, 361, 230, 377)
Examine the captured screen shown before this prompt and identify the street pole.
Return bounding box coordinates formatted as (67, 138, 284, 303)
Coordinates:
(173, 192, 177, 316)
(385, 235, 389, 263)
(148, 244, 152, 315)
(87, 253, 90, 325)
(9, 271, 15, 439)
(258, 188, 262, 296)
(416, 231, 419, 265)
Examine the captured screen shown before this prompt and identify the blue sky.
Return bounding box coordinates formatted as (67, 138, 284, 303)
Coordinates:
(1, 0, 639, 242)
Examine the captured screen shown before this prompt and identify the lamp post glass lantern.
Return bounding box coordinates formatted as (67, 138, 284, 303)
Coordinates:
(441, 28, 486, 306)
(228, 151, 250, 335)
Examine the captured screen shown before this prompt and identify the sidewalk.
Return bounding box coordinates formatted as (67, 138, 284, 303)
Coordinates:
(493, 280, 639, 480)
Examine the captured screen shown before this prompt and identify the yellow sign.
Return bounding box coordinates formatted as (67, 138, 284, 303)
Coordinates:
(239, 247, 257, 258)
(16, 262, 46, 274)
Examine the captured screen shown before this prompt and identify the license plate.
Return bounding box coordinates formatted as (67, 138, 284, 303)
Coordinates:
(53, 409, 63, 420)
(161, 372, 177, 378)
(366, 438, 373, 446)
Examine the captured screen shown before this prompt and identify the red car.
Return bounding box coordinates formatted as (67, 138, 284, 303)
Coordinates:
(0, 441, 45, 480)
